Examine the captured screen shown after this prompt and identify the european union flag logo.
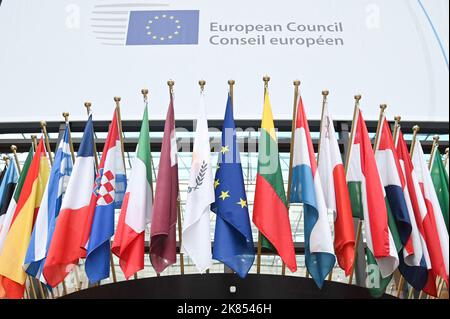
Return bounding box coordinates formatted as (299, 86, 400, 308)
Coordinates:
(126, 10, 199, 45)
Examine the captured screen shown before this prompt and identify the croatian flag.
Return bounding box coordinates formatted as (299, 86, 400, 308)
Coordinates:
(85, 110, 126, 283)
(43, 116, 96, 288)
(375, 118, 428, 291)
(23, 125, 73, 283)
(290, 96, 335, 288)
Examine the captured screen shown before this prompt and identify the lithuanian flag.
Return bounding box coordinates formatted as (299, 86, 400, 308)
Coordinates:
(0, 139, 50, 298)
(252, 90, 297, 272)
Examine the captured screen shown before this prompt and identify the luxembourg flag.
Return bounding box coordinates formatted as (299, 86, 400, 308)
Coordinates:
(85, 110, 126, 283)
(290, 96, 335, 288)
(43, 116, 96, 288)
(23, 124, 73, 283)
(375, 118, 428, 291)
(412, 138, 449, 287)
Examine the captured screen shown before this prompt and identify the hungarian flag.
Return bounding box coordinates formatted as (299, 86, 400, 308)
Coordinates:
(253, 90, 297, 273)
(430, 147, 449, 232)
(0, 149, 33, 254)
(396, 131, 441, 296)
(85, 110, 126, 284)
(346, 110, 399, 297)
(182, 91, 214, 273)
(0, 157, 19, 229)
(375, 118, 428, 291)
(43, 116, 96, 287)
(412, 139, 449, 287)
(150, 96, 178, 274)
(211, 94, 255, 278)
(23, 125, 73, 283)
(112, 106, 153, 279)
(290, 96, 335, 287)
(318, 100, 355, 276)
(0, 139, 49, 299)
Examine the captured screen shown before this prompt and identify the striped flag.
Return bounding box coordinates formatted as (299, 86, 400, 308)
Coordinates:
(43, 116, 96, 287)
(112, 106, 153, 279)
(318, 101, 355, 276)
(85, 110, 126, 283)
(182, 91, 214, 273)
(0, 139, 49, 298)
(375, 118, 428, 291)
(0, 157, 19, 230)
(346, 109, 398, 297)
(253, 89, 297, 273)
(150, 96, 179, 274)
(0, 149, 33, 254)
(430, 147, 449, 232)
(23, 125, 73, 283)
(412, 139, 449, 287)
(396, 131, 439, 296)
(290, 96, 335, 287)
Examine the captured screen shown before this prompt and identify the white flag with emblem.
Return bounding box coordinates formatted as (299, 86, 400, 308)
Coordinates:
(182, 91, 214, 273)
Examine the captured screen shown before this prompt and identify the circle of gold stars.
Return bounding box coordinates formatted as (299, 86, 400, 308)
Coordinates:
(146, 14, 181, 41)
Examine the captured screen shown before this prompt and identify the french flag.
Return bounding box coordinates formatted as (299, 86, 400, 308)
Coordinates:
(85, 110, 126, 284)
(43, 116, 96, 288)
(290, 96, 335, 288)
(23, 124, 73, 284)
(375, 118, 428, 291)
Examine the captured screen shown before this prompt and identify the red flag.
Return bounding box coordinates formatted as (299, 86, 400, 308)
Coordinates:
(149, 97, 178, 274)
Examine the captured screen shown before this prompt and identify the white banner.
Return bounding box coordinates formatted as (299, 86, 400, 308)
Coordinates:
(0, 0, 448, 122)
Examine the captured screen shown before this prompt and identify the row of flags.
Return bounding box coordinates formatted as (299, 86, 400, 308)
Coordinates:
(0, 86, 448, 299)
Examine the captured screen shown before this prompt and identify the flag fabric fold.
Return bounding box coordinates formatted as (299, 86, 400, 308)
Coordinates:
(290, 96, 335, 287)
(85, 110, 127, 283)
(150, 96, 178, 274)
(23, 125, 73, 283)
(112, 106, 153, 279)
(43, 116, 96, 287)
(182, 92, 214, 273)
(346, 109, 398, 296)
(211, 95, 255, 278)
(412, 139, 449, 287)
(0, 139, 49, 298)
(375, 119, 428, 291)
(318, 101, 355, 276)
(430, 147, 449, 232)
(0, 157, 19, 231)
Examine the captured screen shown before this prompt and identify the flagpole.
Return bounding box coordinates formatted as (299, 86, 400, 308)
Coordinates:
(31, 135, 38, 151)
(429, 135, 439, 170)
(346, 94, 362, 285)
(410, 126, 420, 157)
(393, 116, 401, 146)
(84, 102, 100, 169)
(10, 145, 21, 174)
(167, 80, 185, 275)
(40, 121, 53, 165)
(256, 75, 271, 275)
(445, 148, 449, 169)
(281, 80, 301, 276)
(228, 79, 235, 109)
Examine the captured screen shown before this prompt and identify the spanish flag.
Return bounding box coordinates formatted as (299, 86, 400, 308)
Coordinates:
(0, 139, 50, 298)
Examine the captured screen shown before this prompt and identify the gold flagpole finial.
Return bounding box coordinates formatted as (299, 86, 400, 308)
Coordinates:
(354, 94, 362, 102)
(394, 115, 401, 122)
(84, 102, 92, 115)
(228, 79, 235, 86)
(433, 135, 440, 143)
(62, 112, 70, 123)
(294, 80, 301, 87)
(199, 80, 206, 92)
(141, 89, 149, 103)
(413, 125, 420, 133)
(380, 104, 388, 112)
(263, 75, 270, 87)
(10, 145, 17, 152)
(2, 155, 8, 163)
(322, 90, 329, 97)
(167, 80, 175, 95)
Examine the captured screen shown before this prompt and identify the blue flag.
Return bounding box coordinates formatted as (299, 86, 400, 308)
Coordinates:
(126, 10, 199, 45)
(211, 95, 255, 278)
(24, 125, 73, 283)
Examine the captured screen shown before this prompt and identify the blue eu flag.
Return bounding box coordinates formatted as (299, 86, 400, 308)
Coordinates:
(126, 10, 199, 45)
(211, 95, 255, 278)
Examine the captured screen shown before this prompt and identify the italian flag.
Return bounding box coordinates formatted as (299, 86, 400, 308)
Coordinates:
(112, 106, 153, 279)
(0, 140, 49, 298)
(430, 147, 449, 232)
(252, 90, 297, 273)
(346, 110, 399, 297)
